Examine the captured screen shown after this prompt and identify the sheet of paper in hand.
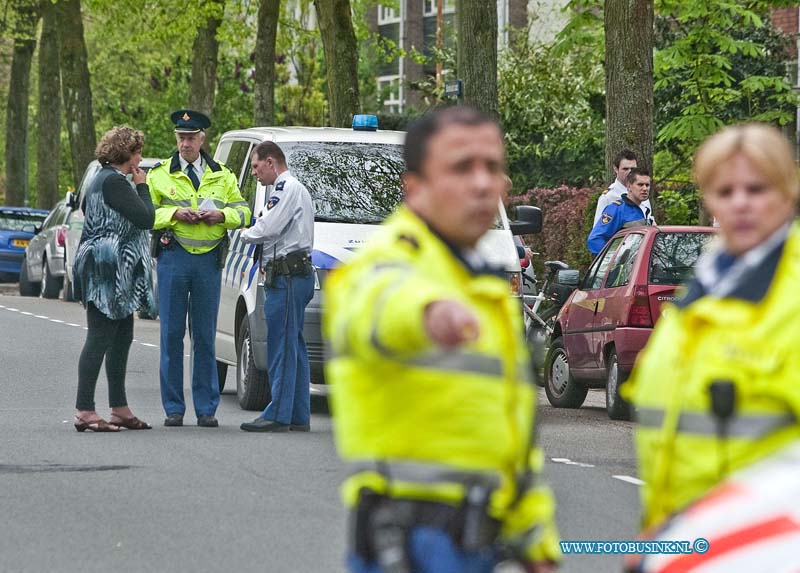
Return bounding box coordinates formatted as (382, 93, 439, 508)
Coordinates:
(198, 197, 219, 211)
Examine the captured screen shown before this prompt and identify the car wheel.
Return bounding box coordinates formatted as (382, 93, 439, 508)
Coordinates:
(217, 360, 228, 393)
(544, 337, 588, 408)
(605, 349, 632, 421)
(236, 318, 270, 411)
(18, 257, 40, 297)
(41, 259, 62, 299)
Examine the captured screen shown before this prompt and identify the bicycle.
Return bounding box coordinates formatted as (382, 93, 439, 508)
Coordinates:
(522, 258, 571, 385)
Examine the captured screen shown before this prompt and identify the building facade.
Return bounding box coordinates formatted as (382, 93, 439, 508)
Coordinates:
(372, 0, 568, 112)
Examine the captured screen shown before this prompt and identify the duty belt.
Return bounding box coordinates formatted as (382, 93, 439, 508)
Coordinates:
(265, 249, 311, 276)
(636, 408, 797, 438)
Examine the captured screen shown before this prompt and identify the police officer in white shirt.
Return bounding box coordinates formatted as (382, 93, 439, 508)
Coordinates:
(239, 141, 316, 433)
(594, 149, 654, 225)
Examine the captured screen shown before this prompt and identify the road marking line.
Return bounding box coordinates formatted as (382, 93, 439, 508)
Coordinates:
(551, 457, 595, 468)
(613, 475, 645, 486)
(6, 308, 19, 312)
(140, 343, 158, 348)
(20, 311, 33, 316)
(49, 319, 64, 323)
(35, 314, 48, 319)
(67, 323, 80, 327)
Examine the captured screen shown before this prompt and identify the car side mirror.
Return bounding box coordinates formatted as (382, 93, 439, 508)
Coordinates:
(66, 191, 78, 210)
(509, 205, 543, 235)
(556, 269, 580, 287)
(21, 224, 36, 234)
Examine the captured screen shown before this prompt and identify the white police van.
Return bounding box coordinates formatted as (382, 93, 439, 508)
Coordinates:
(213, 116, 540, 410)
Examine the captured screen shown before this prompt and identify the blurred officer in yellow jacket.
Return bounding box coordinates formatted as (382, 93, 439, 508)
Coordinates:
(323, 107, 561, 573)
(624, 123, 800, 531)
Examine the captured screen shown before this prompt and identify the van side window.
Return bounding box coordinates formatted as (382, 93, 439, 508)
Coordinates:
(223, 141, 251, 182)
(239, 167, 258, 221)
(605, 233, 644, 288)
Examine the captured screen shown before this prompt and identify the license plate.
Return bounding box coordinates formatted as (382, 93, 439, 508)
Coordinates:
(12, 239, 29, 248)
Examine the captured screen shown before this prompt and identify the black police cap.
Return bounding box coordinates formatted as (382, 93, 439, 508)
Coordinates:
(171, 109, 211, 133)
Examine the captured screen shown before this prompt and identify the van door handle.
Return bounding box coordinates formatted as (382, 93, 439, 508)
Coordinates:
(593, 300, 599, 315)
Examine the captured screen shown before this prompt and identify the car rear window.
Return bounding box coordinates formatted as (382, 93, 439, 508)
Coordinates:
(649, 232, 713, 285)
(0, 211, 47, 231)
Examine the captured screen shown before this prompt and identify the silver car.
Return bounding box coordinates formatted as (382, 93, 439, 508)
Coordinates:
(19, 200, 72, 298)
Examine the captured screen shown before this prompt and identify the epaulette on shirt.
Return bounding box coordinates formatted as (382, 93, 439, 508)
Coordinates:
(151, 161, 162, 169)
(602, 189, 609, 195)
(613, 200, 622, 205)
(396, 234, 420, 251)
(275, 181, 286, 191)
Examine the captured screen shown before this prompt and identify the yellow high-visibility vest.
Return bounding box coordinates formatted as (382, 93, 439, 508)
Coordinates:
(147, 152, 251, 254)
(323, 206, 561, 563)
(624, 223, 800, 529)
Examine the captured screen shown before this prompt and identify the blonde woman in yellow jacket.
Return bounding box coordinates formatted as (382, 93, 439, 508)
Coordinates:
(624, 124, 800, 532)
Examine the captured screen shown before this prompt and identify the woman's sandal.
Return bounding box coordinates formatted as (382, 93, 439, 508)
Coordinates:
(109, 415, 152, 430)
(74, 417, 120, 433)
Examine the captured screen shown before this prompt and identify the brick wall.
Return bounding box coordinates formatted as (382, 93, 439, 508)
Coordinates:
(772, 7, 799, 58)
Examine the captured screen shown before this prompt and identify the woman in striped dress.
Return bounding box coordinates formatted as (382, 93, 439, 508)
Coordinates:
(73, 126, 157, 432)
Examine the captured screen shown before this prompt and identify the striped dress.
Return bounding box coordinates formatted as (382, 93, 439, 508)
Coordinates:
(74, 167, 157, 320)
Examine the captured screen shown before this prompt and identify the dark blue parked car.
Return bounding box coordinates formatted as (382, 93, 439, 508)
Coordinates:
(0, 207, 49, 281)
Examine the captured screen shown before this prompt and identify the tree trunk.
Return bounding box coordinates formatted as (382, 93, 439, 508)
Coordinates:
(314, 0, 361, 127)
(4, 0, 40, 206)
(604, 0, 654, 183)
(37, 0, 61, 210)
(254, 0, 280, 126)
(57, 0, 96, 191)
(189, 0, 223, 147)
(456, 0, 498, 117)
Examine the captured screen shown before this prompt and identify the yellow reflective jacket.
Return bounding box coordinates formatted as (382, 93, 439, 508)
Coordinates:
(147, 151, 251, 254)
(624, 224, 800, 529)
(323, 206, 561, 563)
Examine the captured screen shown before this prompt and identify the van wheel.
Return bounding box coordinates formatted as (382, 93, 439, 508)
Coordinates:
(236, 318, 270, 410)
(41, 259, 62, 299)
(605, 349, 632, 421)
(545, 337, 588, 408)
(216, 361, 228, 393)
(18, 257, 40, 297)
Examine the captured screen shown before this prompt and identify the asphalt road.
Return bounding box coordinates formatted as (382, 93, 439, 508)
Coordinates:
(0, 290, 639, 573)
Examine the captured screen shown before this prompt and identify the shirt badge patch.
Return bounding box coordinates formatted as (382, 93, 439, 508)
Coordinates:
(267, 196, 280, 210)
(601, 213, 613, 225)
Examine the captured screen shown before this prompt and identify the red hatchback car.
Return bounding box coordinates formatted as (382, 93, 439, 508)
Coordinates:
(545, 225, 715, 420)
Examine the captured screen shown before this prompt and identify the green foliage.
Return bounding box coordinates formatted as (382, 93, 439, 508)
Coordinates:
(656, 188, 699, 226)
(498, 34, 605, 192)
(654, 0, 798, 165)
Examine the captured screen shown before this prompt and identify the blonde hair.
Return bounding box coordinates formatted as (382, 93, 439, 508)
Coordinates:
(693, 123, 800, 200)
(95, 126, 144, 165)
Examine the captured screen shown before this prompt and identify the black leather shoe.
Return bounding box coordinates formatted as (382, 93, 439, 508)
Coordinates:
(164, 414, 184, 427)
(240, 418, 289, 432)
(197, 415, 219, 428)
(289, 424, 310, 432)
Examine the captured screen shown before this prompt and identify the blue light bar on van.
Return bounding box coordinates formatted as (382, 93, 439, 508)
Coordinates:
(353, 115, 378, 131)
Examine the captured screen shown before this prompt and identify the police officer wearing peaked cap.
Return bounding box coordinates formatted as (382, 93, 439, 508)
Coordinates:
(147, 109, 251, 428)
(239, 140, 315, 433)
(587, 167, 654, 257)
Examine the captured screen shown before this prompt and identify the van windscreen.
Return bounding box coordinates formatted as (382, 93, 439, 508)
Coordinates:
(282, 141, 405, 224)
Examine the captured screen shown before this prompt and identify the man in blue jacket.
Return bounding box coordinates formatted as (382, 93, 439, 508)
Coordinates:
(587, 168, 653, 256)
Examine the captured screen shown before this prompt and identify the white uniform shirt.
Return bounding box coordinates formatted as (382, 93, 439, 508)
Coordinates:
(178, 154, 206, 178)
(240, 171, 315, 259)
(594, 179, 655, 225)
